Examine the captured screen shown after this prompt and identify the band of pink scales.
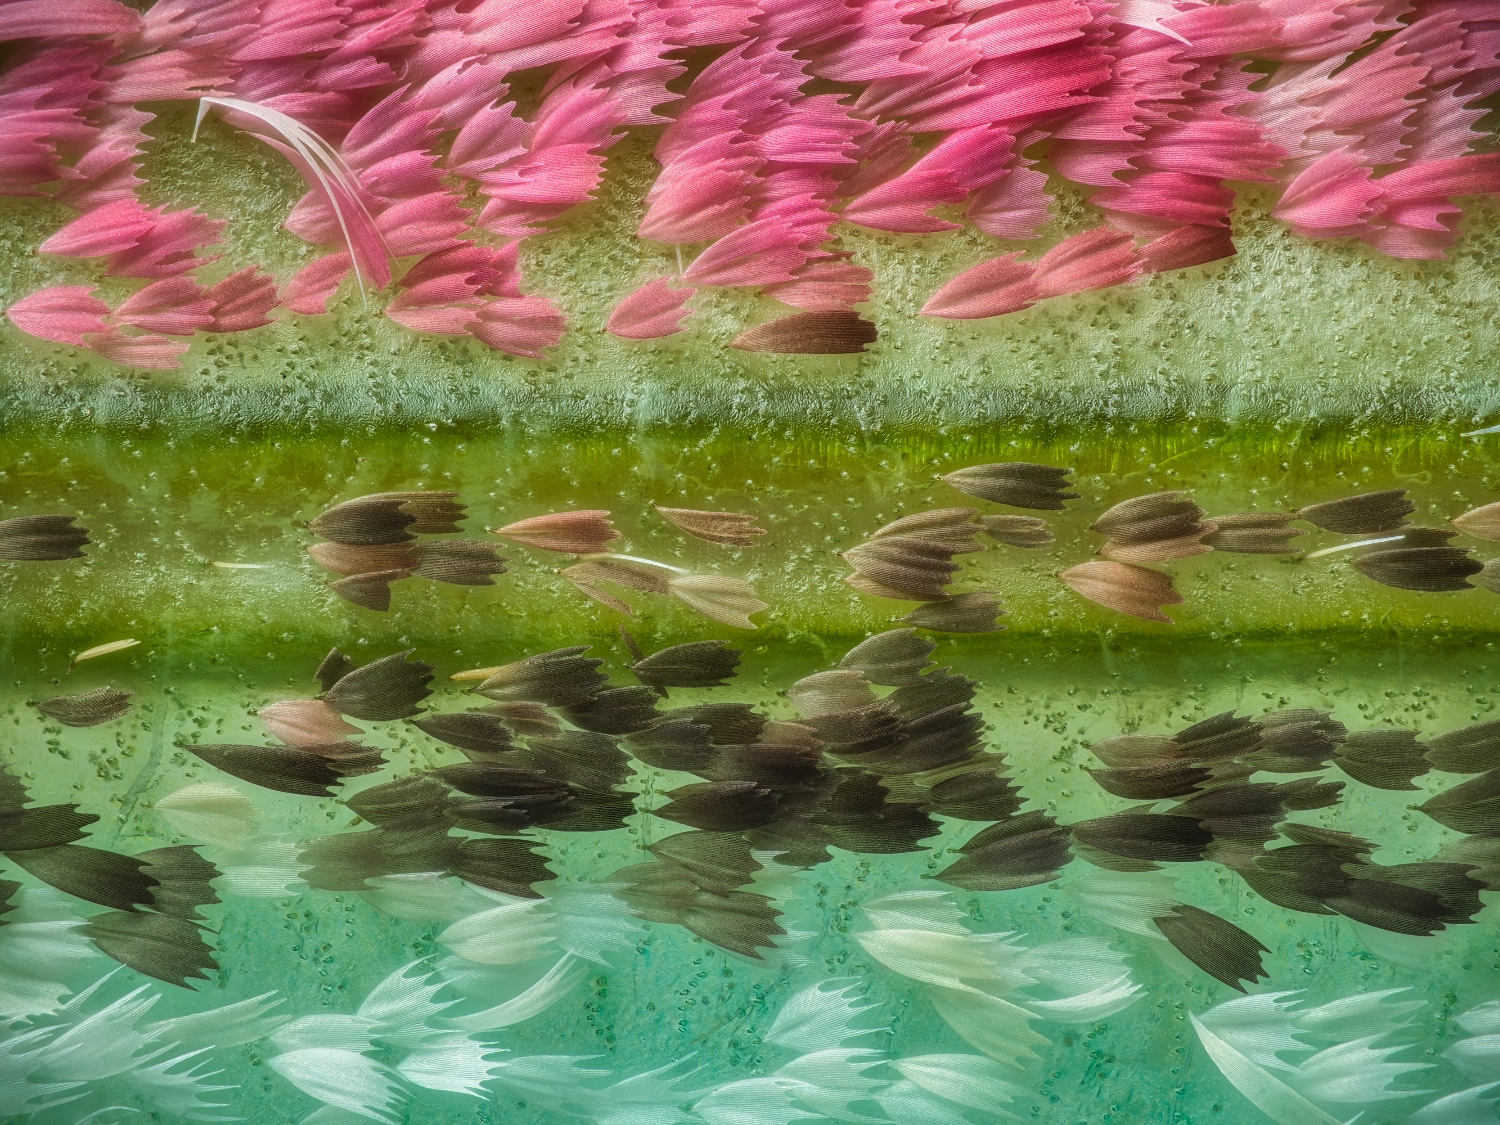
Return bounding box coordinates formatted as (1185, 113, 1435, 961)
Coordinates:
(1, 0, 1497, 366)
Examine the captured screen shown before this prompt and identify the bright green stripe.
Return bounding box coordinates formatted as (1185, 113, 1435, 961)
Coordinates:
(2, 427, 1497, 656)
(1, 106, 1498, 434)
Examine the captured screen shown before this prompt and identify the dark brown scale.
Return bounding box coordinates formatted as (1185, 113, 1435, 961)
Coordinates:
(822, 803, 937, 855)
(842, 536, 968, 601)
(410, 540, 507, 585)
(1282, 822, 1375, 854)
(0, 772, 99, 851)
(632, 640, 742, 690)
(138, 845, 221, 920)
(941, 462, 1078, 510)
(176, 741, 381, 796)
(610, 854, 785, 958)
(314, 648, 355, 693)
(1271, 775, 1345, 811)
(1418, 768, 1500, 836)
(1070, 812, 1214, 870)
(1241, 851, 1347, 915)
(1333, 729, 1431, 791)
(309, 495, 419, 545)
(561, 686, 662, 735)
(527, 788, 638, 833)
(1372, 863, 1486, 926)
(473, 647, 607, 707)
(625, 720, 716, 772)
(747, 817, 838, 869)
(1172, 712, 1264, 762)
(926, 768, 1023, 821)
(32, 687, 132, 728)
(1152, 905, 1269, 992)
(976, 514, 1054, 549)
(1326, 874, 1468, 937)
(1426, 719, 1500, 774)
(324, 650, 434, 720)
(648, 831, 762, 892)
(1171, 782, 1294, 845)
(802, 702, 905, 753)
(667, 702, 768, 745)
(328, 569, 411, 611)
(1091, 491, 1209, 544)
(1089, 734, 1186, 768)
(1234, 825, 1482, 934)
(1243, 829, 1371, 903)
(935, 810, 1072, 891)
(435, 763, 572, 800)
(1202, 512, 1305, 554)
(479, 701, 563, 739)
(1243, 710, 1346, 773)
(1351, 545, 1482, 592)
(448, 837, 552, 897)
(811, 769, 939, 854)
(886, 668, 977, 720)
(1297, 489, 1415, 533)
(1435, 837, 1500, 890)
(656, 780, 783, 832)
(520, 730, 636, 794)
(5, 844, 157, 912)
(299, 819, 455, 891)
(0, 514, 90, 561)
(1092, 758, 1218, 800)
(698, 744, 826, 790)
(442, 798, 539, 837)
(346, 775, 449, 825)
(902, 592, 1007, 633)
(731, 309, 877, 354)
(411, 712, 517, 759)
(85, 911, 217, 988)
(310, 490, 465, 539)
(1376, 526, 1460, 548)
(868, 703, 986, 775)
(837, 628, 937, 687)
(378, 491, 467, 534)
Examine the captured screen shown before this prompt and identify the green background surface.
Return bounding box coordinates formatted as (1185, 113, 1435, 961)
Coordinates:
(2, 426, 1498, 653)
(4, 633, 1497, 1124)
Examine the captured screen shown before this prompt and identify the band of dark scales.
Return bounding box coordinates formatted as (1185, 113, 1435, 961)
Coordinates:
(10, 624, 1498, 985)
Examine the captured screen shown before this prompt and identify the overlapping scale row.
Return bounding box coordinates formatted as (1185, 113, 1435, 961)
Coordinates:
(2, 0, 1497, 364)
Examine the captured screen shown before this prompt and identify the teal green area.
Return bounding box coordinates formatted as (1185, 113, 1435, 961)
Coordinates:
(1, 103, 1499, 434)
(2, 631, 1496, 1124)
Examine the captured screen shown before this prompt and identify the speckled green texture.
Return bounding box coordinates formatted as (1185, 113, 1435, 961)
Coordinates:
(2, 429, 1499, 1121)
(2, 105, 1499, 435)
(2, 427, 1498, 655)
